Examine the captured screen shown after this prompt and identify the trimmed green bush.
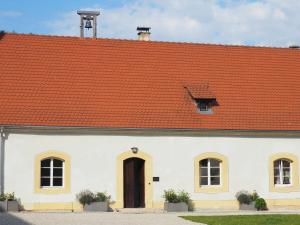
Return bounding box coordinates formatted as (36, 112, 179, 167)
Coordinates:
(255, 198, 268, 211)
(94, 192, 110, 202)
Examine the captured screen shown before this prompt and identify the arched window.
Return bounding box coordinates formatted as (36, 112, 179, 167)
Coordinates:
(35, 151, 70, 194)
(274, 159, 291, 185)
(41, 158, 64, 187)
(200, 158, 221, 186)
(194, 152, 228, 193)
(269, 153, 299, 193)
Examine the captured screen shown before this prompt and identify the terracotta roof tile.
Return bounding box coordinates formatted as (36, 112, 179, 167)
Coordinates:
(185, 84, 216, 99)
(0, 33, 300, 131)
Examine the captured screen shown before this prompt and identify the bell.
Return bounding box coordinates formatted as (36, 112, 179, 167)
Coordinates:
(85, 19, 92, 29)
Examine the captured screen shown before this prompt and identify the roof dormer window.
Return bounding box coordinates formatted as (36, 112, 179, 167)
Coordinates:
(184, 84, 218, 115)
(196, 99, 214, 113)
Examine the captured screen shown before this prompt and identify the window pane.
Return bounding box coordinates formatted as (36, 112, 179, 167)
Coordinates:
(210, 159, 220, 167)
(282, 160, 290, 168)
(200, 159, 208, 167)
(41, 168, 50, 177)
(53, 178, 63, 186)
(200, 177, 208, 185)
(283, 177, 291, 184)
(274, 176, 281, 185)
(274, 168, 280, 176)
(283, 168, 290, 177)
(211, 176, 220, 185)
(200, 168, 208, 176)
(41, 159, 51, 167)
(41, 178, 50, 187)
(211, 168, 220, 176)
(53, 168, 63, 177)
(198, 102, 208, 111)
(53, 159, 63, 167)
(274, 160, 280, 168)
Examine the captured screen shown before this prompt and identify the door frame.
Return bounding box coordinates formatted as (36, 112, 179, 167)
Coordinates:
(116, 150, 153, 208)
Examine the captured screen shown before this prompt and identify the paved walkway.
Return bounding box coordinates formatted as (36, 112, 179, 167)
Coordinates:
(0, 212, 200, 225)
(1, 210, 300, 225)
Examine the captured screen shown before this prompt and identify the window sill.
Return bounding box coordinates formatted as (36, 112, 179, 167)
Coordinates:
(195, 185, 227, 193)
(275, 184, 292, 188)
(198, 110, 214, 115)
(270, 185, 299, 193)
(35, 187, 70, 194)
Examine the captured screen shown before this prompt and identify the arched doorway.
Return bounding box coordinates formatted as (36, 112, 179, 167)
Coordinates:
(123, 157, 145, 208)
(116, 150, 153, 209)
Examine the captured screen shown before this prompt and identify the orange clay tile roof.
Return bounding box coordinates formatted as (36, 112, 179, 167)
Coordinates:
(0, 33, 300, 131)
(185, 84, 216, 99)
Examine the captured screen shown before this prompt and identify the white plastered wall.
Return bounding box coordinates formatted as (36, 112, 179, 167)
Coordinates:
(4, 133, 300, 206)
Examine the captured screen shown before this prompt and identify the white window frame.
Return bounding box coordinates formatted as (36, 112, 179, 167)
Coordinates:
(200, 158, 222, 187)
(274, 159, 292, 187)
(41, 158, 64, 188)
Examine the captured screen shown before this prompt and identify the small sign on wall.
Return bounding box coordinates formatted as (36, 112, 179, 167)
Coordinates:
(153, 177, 159, 182)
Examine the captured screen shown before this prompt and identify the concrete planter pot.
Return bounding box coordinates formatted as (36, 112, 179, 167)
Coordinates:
(164, 202, 188, 212)
(0, 200, 19, 212)
(83, 202, 108, 212)
(239, 202, 256, 210)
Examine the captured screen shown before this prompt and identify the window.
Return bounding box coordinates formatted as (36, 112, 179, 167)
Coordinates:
(269, 153, 299, 193)
(194, 152, 228, 193)
(195, 99, 213, 113)
(274, 159, 291, 185)
(41, 158, 64, 187)
(35, 151, 70, 194)
(200, 159, 221, 186)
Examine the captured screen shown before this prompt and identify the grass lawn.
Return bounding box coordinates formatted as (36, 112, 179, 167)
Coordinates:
(181, 215, 300, 225)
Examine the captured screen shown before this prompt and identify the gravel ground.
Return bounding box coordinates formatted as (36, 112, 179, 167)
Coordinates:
(0, 212, 200, 225)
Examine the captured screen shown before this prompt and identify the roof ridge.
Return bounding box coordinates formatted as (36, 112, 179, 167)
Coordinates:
(3, 32, 296, 50)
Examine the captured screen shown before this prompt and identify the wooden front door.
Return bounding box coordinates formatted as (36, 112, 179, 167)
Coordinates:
(123, 157, 145, 208)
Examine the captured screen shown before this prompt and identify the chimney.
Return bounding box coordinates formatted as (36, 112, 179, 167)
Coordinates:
(137, 27, 151, 41)
(289, 45, 300, 49)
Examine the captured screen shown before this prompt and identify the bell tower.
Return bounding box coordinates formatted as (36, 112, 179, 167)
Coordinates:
(77, 10, 100, 38)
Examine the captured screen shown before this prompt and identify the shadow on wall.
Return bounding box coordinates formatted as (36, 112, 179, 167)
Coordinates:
(0, 213, 33, 225)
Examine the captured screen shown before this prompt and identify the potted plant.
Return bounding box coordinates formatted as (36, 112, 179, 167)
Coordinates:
(255, 198, 268, 211)
(163, 189, 190, 212)
(77, 190, 110, 212)
(0, 192, 19, 212)
(235, 190, 264, 211)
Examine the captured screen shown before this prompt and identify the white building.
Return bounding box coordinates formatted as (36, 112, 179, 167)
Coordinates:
(0, 31, 299, 211)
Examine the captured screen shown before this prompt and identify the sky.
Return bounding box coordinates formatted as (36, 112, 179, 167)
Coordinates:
(1, 0, 300, 47)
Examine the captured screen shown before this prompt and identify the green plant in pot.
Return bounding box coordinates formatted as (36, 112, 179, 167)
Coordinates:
(236, 190, 267, 211)
(76, 190, 110, 212)
(0, 192, 19, 212)
(163, 189, 191, 212)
